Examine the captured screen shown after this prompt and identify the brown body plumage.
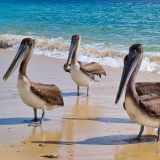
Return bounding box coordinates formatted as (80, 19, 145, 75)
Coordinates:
(115, 44, 160, 141)
(3, 38, 64, 126)
(64, 35, 106, 96)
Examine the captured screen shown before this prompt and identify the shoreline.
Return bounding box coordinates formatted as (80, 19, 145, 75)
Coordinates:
(1, 34, 160, 73)
(0, 48, 160, 159)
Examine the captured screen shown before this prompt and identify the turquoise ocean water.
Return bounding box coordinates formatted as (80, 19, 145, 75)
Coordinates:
(0, 0, 160, 71)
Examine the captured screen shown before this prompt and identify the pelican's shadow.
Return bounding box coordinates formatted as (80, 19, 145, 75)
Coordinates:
(0, 118, 50, 125)
(63, 117, 133, 124)
(32, 134, 157, 145)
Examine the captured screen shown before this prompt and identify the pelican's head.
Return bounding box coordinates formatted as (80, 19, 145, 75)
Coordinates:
(64, 35, 81, 72)
(115, 44, 143, 104)
(3, 38, 35, 81)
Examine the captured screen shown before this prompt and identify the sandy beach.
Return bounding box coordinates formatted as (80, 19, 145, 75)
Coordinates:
(0, 48, 160, 160)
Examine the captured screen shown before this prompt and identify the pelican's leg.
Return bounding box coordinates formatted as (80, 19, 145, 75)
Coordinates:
(40, 109, 45, 124)
(33, 108, 38, 122)
(137, 125, 144, 140)
(77, 85, 80, 96)
(157, 128, 160, 142)
(28, 108, 40, 127)
(87, 87, 89, 96)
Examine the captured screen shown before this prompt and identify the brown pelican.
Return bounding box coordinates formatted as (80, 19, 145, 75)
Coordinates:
(3, 38, 64, 126)
(115, 44, 160, 142)
(64, 35, 106, 96)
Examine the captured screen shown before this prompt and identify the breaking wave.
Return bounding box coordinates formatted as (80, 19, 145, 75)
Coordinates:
(1, 34, 160, 73)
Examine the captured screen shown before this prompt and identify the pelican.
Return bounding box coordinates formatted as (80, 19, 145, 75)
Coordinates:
(64, 35, 106, 96)
(3, 38, 64, 126)
(115, 44, 160, 142)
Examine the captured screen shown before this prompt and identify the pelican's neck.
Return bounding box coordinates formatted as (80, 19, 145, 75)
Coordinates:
(71, 43, 79, 64)
(19, 47, 33, 77)
(127, 59, 142, 97)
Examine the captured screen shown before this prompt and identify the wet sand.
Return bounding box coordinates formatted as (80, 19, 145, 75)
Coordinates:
(0, 48, 160, 160)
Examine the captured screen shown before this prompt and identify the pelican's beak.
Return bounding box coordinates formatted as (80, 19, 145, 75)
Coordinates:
(115, 50, 140, 104)
(3, 42, 29, 81)
(66, 37, 79, 68)
(63, 63, 70, 72)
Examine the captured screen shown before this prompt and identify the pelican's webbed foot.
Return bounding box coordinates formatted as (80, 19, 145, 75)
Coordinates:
(28, 117, 41, 127)
(28, 108, 45, 127)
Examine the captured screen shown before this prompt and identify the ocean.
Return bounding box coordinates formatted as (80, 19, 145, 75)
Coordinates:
(0, 0, 160, 72)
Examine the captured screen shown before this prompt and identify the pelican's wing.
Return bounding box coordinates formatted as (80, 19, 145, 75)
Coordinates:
(140, 95, 160, 117)
(30, 82, 64, 106)
(136, 82, 160, 96)
(81, 62, 106, 78)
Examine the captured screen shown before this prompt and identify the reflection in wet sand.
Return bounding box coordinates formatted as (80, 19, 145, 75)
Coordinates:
(2, 49, 160, 159)
(60, 96, 94, 159)
(115, 128, 160, 160)
(30, 97, 160, 160)
(20, 127, 63, 159)
(25, 97, 95, 159)
(116, 143, 160, 160)
(1, 95, 160, 160)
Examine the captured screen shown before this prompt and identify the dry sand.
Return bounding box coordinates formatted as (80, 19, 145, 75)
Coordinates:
(0, 49, 160, 160)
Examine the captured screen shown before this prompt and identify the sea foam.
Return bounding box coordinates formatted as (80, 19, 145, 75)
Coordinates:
(0, 34, 160, 73)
